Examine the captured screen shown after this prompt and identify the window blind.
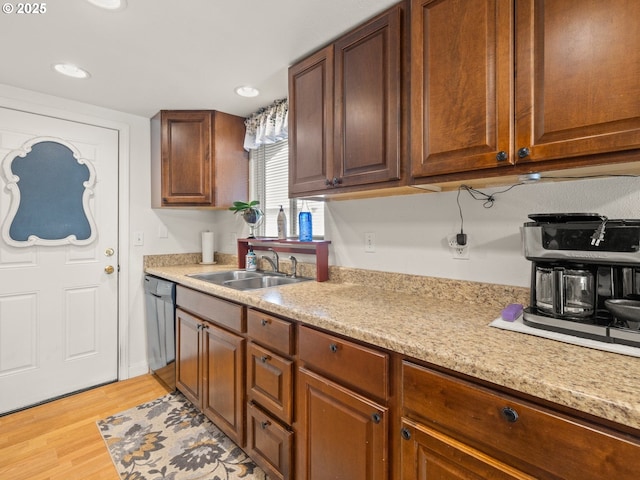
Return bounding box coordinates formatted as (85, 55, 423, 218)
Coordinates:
(250, 140, 324, 238)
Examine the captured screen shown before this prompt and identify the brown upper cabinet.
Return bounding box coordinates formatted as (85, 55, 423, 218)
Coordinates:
(151, 110, 248, 208)
(410, 0, 640, 180)
(289, 4, 404, 197)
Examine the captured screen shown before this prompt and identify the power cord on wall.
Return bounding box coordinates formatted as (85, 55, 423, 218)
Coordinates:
(454, 173, 639, 243)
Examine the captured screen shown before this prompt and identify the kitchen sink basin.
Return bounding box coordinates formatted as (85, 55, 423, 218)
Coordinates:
(188, 270, 263, 283)
(188, 270, 311, 291)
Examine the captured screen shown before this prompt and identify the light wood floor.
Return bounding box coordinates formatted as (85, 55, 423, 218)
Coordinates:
(0, 374, 171, 480)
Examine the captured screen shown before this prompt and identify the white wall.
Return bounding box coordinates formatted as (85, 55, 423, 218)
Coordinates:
(322, 177, 640, 287)
(215, 176, 640, 288)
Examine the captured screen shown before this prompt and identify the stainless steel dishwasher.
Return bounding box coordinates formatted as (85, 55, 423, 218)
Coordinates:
(144, 275, 176, 390)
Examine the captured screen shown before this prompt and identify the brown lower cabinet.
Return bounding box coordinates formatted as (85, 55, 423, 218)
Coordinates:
(296, 367, 389, 480)
(400, 418, 533, 480)
(246, 309, 296, 480)
(296, 325, 390, 480)
(174, 286, 640, 480)
(175, 288, 246, 447)
(401, 361, 640, 480)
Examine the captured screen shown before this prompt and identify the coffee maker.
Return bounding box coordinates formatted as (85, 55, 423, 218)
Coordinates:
(522, 213, 640, 348)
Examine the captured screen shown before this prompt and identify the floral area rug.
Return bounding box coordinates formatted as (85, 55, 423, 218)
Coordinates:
(97, 391, 268, 480)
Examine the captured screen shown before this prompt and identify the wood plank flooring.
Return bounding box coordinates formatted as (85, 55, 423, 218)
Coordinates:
(0, 374, 171, 480)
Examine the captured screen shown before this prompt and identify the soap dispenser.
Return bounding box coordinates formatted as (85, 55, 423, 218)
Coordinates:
(246, 246, 257, 271)
(277, 205, 287, 239)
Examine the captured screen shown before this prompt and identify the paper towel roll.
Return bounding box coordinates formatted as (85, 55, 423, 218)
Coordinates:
(201, 231, 215, 264)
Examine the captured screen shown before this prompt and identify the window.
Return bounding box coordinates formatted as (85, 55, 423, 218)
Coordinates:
(250, 139, 324, 238)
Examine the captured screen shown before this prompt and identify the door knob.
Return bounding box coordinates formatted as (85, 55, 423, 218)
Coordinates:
(104, 265, 115, 274)
(105, 247, 115, 257)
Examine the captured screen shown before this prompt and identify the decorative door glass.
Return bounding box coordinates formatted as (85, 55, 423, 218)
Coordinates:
(1, 137, 97, 247)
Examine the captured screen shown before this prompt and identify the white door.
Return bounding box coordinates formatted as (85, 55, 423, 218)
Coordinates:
(0, 107, 119, 413)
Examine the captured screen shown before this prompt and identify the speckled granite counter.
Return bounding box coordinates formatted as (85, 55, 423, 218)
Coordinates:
(145, 262, 640, 432)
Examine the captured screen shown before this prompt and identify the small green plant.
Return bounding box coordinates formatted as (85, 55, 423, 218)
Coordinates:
(229, 200, 260, 214)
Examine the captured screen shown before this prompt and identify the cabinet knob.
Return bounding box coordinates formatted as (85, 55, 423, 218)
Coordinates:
(260, 355, 270, 363)
(501, 406, 519, 423)
(401, 428, 412, 440)
(260, 420, 271, 429)
(261, 318, 270, 326)
(517, 147, 531, 159)
(371, 413, 382, 424)
(332, 177, 342, 186)
(496, 151, 508, 162)
(325, 179, 332, 187)
(329, 343, 338, 353)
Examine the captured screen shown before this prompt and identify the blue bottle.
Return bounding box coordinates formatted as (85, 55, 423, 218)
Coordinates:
(298, 203, 312, 242)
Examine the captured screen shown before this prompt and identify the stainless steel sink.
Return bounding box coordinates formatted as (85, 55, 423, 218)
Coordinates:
(188, 270, 311, 290)
(188, 270, 263, 283)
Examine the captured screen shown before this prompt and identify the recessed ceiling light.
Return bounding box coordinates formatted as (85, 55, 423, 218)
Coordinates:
(86, 0, 127, 11)
(235, 86, 260, 98)
(53, 63, 91, 79)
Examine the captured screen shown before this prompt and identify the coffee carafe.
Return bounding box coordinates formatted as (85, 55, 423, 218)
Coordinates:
(522, 214, 640, 347)
(534, 266, 595, 318)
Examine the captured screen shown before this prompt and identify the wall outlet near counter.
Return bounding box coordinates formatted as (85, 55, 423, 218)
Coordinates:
(447, 234, 469, 259)
(365, 232, 376, 253)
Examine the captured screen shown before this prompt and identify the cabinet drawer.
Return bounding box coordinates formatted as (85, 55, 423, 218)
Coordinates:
(247, 402, 293, 480)
(402, 361, 640, 480)
(176, 285, 245, 333)
(298, 325, 388, 400)
(247, 342, 294, 424)
(247, 309, 294, 355)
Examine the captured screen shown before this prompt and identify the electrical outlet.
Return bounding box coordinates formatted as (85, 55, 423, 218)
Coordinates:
(447, 234, 469, 260)
(133, 231, 144, 246)
(365, 232, 376, 253)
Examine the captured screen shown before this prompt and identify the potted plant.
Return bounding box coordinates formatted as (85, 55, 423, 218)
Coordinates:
(229, 200, 263, 238)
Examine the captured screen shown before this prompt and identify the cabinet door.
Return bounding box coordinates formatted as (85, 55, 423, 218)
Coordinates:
(160, 111, 213, 205)
(400, 419, 532, 480)
(334, 5, 402, 187)
(288, 46, 334, 195)
(175, 308, 202, 408)
(296, 367, 388, 480)
(202, 322, 246, 446)
(515, 0, 640, 164)
(411, 0, 514, 177)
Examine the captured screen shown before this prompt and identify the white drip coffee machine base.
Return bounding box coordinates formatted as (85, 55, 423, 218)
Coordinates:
(490, 314, 640, 358)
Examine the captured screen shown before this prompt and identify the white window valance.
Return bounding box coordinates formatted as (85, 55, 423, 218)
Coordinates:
(243, 98, 288, 151)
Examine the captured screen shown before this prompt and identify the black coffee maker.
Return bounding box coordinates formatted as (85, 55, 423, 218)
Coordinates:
(522, 213, 640, 347)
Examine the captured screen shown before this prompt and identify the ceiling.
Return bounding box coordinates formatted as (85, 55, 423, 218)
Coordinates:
(0, 0, 399, 119)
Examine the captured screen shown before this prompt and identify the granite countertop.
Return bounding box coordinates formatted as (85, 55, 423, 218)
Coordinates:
(145, 262, 640, 432)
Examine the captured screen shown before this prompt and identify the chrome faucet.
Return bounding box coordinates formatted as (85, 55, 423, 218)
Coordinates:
(261, 248, 279, 273)
(289, 256, 298, 278)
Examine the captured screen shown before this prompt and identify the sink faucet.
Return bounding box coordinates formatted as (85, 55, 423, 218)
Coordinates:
(261, 248, 279, 273)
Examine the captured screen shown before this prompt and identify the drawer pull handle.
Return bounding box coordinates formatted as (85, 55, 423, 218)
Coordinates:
(371, 413, 382, 424)
(517, 147, 531, 159)
(260, 355, 270, 363)
(329, 343, 338, 353)
(401, 428, 412, 440)
(261, 420, 271, 429)
(496, 150, 508, 162)
(501, 406, 519, 423)
(261, 318, 270, 326)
